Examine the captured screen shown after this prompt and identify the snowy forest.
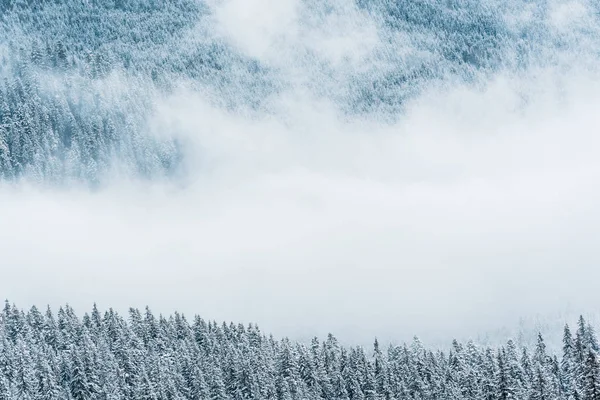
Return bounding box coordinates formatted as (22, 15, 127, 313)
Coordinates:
(0, 302, 600, 400)
(3, 0, 600, 399)
(2, 0, 600, 183)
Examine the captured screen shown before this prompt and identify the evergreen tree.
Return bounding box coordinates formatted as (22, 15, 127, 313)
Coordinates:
(584, 351, 600, 400)
(0, 375, 11, 400)
(497, 348, 514, 400)
(563, 324, 581, 399)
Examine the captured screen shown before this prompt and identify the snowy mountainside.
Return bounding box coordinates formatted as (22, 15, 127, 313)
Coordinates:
(1, 0, 599, 182)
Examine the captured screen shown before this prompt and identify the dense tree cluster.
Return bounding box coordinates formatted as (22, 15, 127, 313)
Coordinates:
(2, 0, 600, 182)
(0, 0, 274, 182)
(0, 66, 182, 182)
(1, 302, 600, 400)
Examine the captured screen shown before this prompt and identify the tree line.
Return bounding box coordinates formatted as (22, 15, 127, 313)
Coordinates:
(0, 301, 599, 399)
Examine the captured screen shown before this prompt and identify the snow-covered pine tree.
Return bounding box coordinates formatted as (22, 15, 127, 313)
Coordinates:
(584, 350, 600, 400)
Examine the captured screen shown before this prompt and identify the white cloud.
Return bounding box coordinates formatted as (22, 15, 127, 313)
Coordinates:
(549, 0, 588, 31)
(211, 0, 300, 60)
(209, 0, 378, 74)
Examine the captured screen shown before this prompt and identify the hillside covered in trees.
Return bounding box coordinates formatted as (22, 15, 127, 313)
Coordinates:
(1, 0, 600, 183)
(0, 302, 599, 400)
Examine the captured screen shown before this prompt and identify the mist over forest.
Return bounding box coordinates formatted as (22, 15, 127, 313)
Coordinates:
(2, 1, 600, 397)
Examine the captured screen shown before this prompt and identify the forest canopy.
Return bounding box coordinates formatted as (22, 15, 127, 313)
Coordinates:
(1, 301, 599, 400)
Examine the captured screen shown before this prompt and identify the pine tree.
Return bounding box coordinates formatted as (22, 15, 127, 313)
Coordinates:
(331, 372, 349, 400)
(531, 333, 560, 400)
(13, 338, 37, 400)
(373, 339, 390, 400)
(0, 375, 11, 400)
(531, 364, 550, 400)
(35, 352, 60, 400)
(577, 317, 589, 364)
(584, 351, 600, 400)
(587, 325, 600, 355)
(505, 340, 526, 398)
(70, 347, 94, 400)
(207, 361, 227, 400)
(497, 348, 514, 400)
(563, 324, 581, 399)
(189, 364, 211, 400)
(481, 348, 497, 400)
